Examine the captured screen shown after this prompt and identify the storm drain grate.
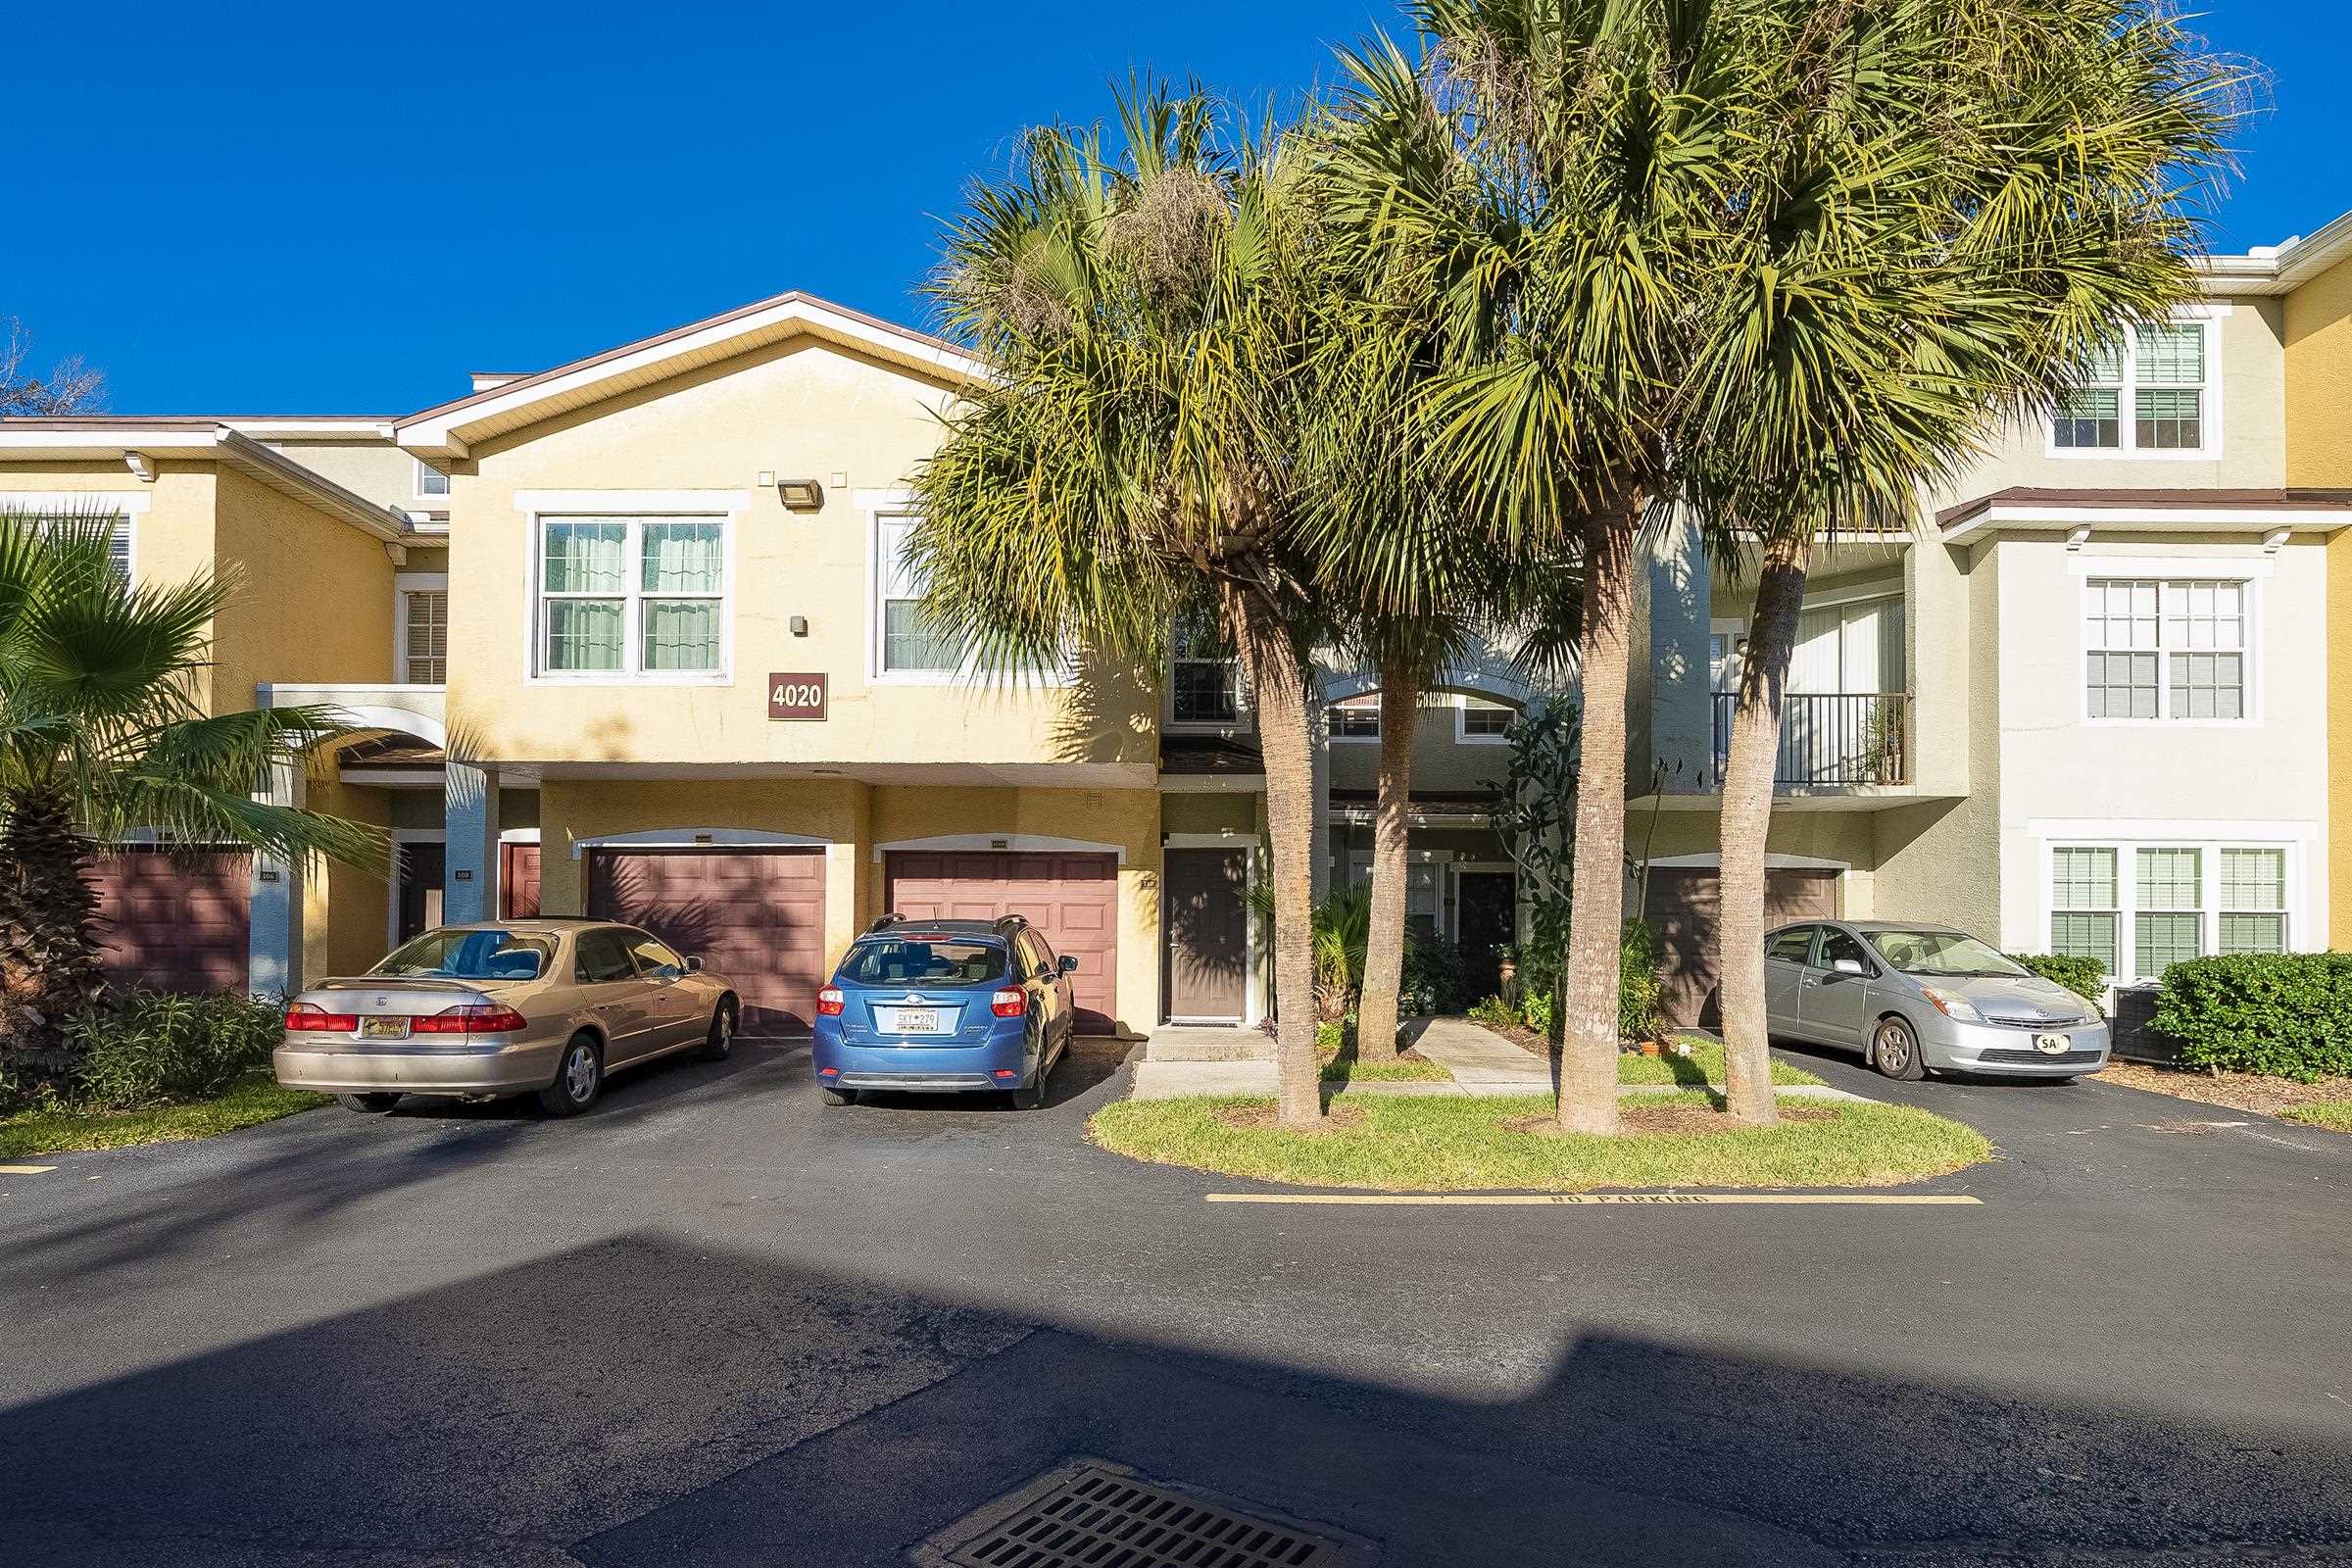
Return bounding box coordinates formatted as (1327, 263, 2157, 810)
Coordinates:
(914, 1458, 1366, 1568)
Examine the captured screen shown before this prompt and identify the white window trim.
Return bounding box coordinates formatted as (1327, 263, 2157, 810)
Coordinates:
(858, 490, 1072, 689)
(395, 571, 449, 687)
(2044, 310, 2226, 463)
(5, 493, 140, 578)
(1162, 831, 1262, 1025)
(1454, 693, 1515, 745)
(1163, 648, 1251, 732)
(2035, 829, 2308, 986)
(1328, 694, 1381, 744)
(413, 457, 453, 504)
(523, 511, 737, 687)
(2079, 571, 2260, 728)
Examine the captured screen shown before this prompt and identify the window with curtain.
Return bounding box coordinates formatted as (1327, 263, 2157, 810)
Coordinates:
(874, 514, 966, 674)
(2051, 321, 2210, 453)
(2083, 578, 2246, 720)
(536, 516, 724, 676)
(403, 589, 447, 684)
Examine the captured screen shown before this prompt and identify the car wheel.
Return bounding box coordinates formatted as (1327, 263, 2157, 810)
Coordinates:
(696, 1000, 737, 1062)
(820, 1085, 857, 1107)
(1871, 1017, 1927, 1082)
(537, 1034, 605, 1116)
(336, 1093, 401, 1114)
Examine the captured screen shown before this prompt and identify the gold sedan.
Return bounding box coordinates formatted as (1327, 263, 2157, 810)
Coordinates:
(274, 919, 741, 1115)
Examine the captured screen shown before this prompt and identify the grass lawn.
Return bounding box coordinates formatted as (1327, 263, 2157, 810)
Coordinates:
(1316, 1023, 1453, 1083)
(1089, 1091, 1989, 1193)
(1620, 1037, 1824, 1088)
(2281, 1101, 2352, 1133)
(0, 1076, 328, 1159)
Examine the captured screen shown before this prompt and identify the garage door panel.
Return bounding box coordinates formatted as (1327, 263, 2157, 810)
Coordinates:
(885, 851, 1119, 1034)
(1645, 866, 1838, 1027)
(588, 849, 826, 1035)
(92, 851, 252, 996)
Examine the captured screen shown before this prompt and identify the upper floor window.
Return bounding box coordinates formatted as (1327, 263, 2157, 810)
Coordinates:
(1330, 695, 1381, 741)
(414, 459, 452, 500)
(2082, 577, 2248, 721)
(400, 583, 447, 685)
(2052, 321, 2211, 456)
(1457, 696, 1514, 742)
(1168, 612, 1241, 725)
(534, 516, 726, 678)
(25, 513, 131, 582)
(874, 514, 967, 676)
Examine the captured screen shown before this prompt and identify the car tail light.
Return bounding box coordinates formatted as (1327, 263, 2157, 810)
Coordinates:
(991, 989, 1026, 1018)
(991, 1068, 1018, 1080)
(816, 988, 845, 1017)
(284, 1003, 359, 1033)
(411, 1004, 530, 1035)
(817, 1065, 841, 1077)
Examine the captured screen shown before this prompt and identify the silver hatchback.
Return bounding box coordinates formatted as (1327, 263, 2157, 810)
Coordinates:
(1763, 920, 2110, 1081)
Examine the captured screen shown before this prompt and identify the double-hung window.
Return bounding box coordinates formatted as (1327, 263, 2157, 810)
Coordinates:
(401, 586, 448, 684)
(26, 513, 131, 581)
(874, 514, 966, 676)
(535, 516, 726, 678)
(2083, 577, 2248, 721)
(1329, 695, 1381, 741)
(1458, 696, 1514, 741)
(414, 459, 452, 501)
(2052, 321, 2212, 455)
(1168, 612, 1242, 725)
(2049, 841, 2291, 983)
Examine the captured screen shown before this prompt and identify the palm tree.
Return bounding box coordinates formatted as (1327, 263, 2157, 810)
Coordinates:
(908, 81, 1338, 1126)
(1320, 3, 1747, 1133)
(1691, 0, 2238, 1123)
(0, 514, 385, 1092)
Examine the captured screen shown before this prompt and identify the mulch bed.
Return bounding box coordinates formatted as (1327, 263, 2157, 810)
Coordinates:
(1503, 1103, 1834, 1138)
(1215, 1102, 1369, 1134)
(2101, 1058, 2352, 1125)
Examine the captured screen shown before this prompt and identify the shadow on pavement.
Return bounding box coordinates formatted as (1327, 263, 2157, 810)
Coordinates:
(4, 1229, 2344, 1566)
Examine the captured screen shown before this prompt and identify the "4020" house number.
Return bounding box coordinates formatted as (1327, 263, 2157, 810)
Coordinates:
(767, 673, 827, 721)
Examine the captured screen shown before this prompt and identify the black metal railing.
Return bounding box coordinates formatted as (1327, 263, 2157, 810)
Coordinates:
(1710, 692, 1909, 787)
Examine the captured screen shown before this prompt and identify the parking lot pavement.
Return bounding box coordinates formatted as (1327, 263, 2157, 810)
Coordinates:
(2, 1037, 2347, 1565)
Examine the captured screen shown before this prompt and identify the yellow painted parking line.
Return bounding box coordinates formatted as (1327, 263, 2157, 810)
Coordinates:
(0, 1164, 58, 1175)
(1206, 1192, 1982, 1207)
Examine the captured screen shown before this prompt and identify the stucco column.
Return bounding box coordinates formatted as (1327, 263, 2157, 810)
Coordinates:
(247, 760, 303, 998)
(1307, 688, 1333, 902)
(444, 763, 503, 924)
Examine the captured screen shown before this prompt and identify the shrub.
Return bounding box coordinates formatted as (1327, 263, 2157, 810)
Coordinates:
(1467, 994, 1518, 1028)
(1619, 917, 1663, 1043)
(2005, 953, 2109, 1008)
(2152, 954, 2352, 1082)
(1400, 938, 1466, 1016)
(1520, 988, 1554, 1037)
(61, 992, 285, 1110)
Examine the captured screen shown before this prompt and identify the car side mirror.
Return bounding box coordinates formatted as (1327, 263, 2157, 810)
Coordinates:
(1058, 955, 1079, 975)
(1831, 957, 1867, 976)
(686, 956, 704, 972)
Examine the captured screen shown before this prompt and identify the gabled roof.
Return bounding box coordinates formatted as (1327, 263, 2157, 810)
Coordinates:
(0, 420, 415, 542)
(392, 291, 982, 459)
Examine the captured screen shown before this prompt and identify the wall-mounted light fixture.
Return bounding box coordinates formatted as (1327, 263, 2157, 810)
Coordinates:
(776, 478, 824, 511)
(790, 614, 808, 637)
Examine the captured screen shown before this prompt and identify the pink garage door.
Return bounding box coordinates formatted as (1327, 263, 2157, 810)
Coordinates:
(91, 850, 251, 994)
(884, 852, 1119, 1034)
(587, 849, 827, 1034)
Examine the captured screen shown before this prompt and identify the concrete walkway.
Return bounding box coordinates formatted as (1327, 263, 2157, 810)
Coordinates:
(1126, 1017, 1876, 1103)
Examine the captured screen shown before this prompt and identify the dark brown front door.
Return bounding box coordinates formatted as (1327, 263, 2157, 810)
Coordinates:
(397, 842, 446, 945)
(1644, 865, 1840, 1026)
(1454, 870, 1517, 1002)
(1163, 848, 1248, 1021)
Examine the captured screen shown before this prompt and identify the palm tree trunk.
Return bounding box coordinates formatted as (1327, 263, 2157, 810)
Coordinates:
(1226, 580, 1324, 1129)
(0, 784, 110, 1094)
(1556, 504, 1638, 1135)
(1718, 532, 1810, 1126)
(1355, 660, 1421, 1065)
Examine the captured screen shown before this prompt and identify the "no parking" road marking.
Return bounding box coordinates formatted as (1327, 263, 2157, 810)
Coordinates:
(1206, 1192, 1983, 1206)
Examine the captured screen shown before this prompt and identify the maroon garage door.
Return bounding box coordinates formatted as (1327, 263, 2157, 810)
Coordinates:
(1645, 865, 1840, 1026)
(92, 850, 251, 994)
(884, 851, 1119, 1034)
(587, 848, 827, 1034)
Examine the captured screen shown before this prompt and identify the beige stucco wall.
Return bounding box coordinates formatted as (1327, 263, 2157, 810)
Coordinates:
(534, 776, 1163, 1032)
(1326, 697, 1518, 797)
(303, 770, 393, 985)
(258, 438, 424, 513)
(211, 467, 398, 706)
(439, 335, 1152, 770)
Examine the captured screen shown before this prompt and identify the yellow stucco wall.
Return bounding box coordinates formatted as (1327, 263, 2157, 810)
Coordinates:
(440, 335, 1154, 770)
(210, 468, 397, 705)
(2285, 253, 2352, 947)
(534, 777, 1162, 1032)
(303, 770, 394, 985)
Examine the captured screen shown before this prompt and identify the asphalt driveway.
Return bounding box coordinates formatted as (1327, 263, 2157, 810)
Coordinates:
(1, 1038, 2346, 1566)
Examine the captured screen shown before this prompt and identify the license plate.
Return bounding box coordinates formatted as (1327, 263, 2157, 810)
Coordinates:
(888, 1007, 944, 1035)
(2034, 1033, 2070, 1054)
(360, 1015, 411, 1040)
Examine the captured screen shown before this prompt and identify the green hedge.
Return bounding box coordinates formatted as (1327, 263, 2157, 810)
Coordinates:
(60, 993, 285, 1111)
(2152, 954, 2352, 1082)
(2004, 954, 2110, 1007)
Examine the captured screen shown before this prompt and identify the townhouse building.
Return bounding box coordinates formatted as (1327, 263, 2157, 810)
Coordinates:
(5, 216, 2351, 1036)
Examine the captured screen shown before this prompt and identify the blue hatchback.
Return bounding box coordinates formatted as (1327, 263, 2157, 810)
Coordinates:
(810, 915, 1079, 1108)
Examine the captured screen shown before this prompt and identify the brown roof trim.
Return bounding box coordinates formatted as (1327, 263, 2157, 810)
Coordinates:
(0, 414, 397, 427)
(1935, 486, 2352, 528)
(392, 290, 965, 429)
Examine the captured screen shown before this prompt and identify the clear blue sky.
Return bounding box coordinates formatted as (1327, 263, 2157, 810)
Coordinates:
(11, 1, 2345, 416)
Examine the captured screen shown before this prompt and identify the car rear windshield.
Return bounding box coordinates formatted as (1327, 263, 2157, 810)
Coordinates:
(838, 938, 1006, 988)
(1863, 929, 2027, 979)
(371, 929, 552, 982)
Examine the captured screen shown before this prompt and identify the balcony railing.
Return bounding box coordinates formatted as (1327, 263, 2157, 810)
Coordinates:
(1710, 692, 1909, 787)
